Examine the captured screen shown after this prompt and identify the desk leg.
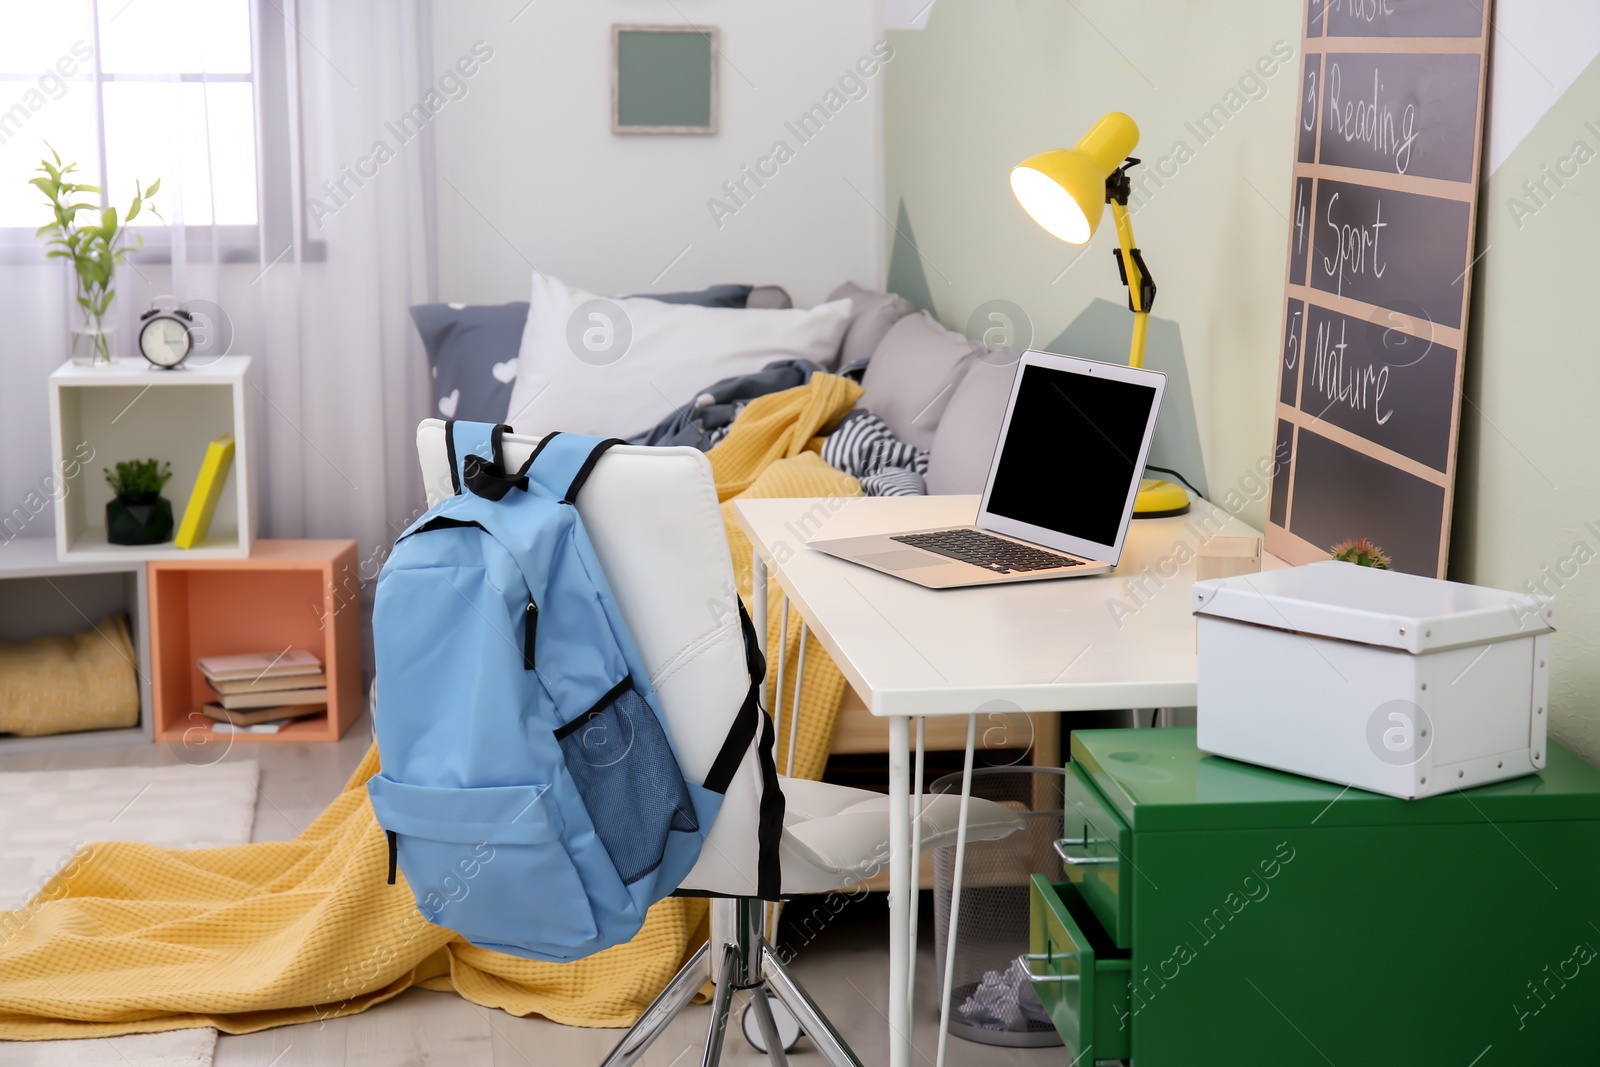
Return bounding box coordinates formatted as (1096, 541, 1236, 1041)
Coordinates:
(786, 623, 808, 778)
(905, 717, 926, 1010)
(773, 598, 789, 753)
(934, 714, 977, 1067)
(767, 593, 789, 941)
(887, 714, 913, 1067)
(751, 552, 768, 659)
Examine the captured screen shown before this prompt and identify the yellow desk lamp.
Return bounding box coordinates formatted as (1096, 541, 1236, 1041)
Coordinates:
(1010, 111, 1191, 518)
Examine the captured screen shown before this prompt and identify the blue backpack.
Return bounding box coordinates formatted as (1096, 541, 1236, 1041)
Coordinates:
(368, 421, 779, 962)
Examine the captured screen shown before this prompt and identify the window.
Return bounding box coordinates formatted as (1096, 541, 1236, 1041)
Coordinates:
(0, 0, 301, 259)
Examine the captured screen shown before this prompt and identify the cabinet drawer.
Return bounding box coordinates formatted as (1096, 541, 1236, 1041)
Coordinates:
(1060, 761, 1133, 948)
(1027, 876, 1131, 1062)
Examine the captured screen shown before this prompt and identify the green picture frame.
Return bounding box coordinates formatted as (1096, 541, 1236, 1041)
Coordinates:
(611, 24, 719, 135)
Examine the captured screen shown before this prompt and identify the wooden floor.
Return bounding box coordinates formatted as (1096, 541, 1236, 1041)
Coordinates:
(0, 719, 1062, 1066)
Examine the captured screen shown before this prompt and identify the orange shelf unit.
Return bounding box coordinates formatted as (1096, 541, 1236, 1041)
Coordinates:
(148, 540, 362, 743)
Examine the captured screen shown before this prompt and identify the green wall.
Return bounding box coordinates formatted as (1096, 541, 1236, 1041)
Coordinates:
(885, 0, 1600, 762)
(886, 0, 1302, 518)
(1455, 54, 1600, 763)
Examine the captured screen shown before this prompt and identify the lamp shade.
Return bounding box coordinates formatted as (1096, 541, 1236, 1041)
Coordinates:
(1010, 111, 1140, 244)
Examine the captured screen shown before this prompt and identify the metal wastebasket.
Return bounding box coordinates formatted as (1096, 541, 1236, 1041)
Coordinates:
(931, 766, 1065, 1047)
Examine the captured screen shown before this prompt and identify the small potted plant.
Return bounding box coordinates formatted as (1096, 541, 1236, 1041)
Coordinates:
(31, 144, 160, 366)
(1329, 537, 1392, 569)
(104, 459, 175, 546)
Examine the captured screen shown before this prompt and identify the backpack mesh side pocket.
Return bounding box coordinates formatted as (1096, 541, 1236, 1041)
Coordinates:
(555, 679, 699, 886)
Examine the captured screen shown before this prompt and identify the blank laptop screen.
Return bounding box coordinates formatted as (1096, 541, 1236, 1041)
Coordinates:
(985, 363, 1157, 547)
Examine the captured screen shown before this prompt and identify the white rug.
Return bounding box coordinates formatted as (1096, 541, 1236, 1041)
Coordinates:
(0, 760, 260, 1067)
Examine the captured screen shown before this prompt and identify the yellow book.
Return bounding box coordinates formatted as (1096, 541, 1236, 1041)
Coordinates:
(175, 435, 235, 549)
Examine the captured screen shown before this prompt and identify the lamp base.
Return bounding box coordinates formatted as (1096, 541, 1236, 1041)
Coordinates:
(1132, 478, 1190, 519)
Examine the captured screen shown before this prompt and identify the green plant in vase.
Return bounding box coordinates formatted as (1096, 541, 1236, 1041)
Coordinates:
(31, 144, 161, 366)
(104, 458, 175, 546)
(1330, 537, 1392, 569)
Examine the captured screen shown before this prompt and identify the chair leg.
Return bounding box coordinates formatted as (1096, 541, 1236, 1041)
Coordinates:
(701, 943, 740, 1067)
(604, 899, 865, 1067)
(761, 942, 866, 1067)
(599, 941, 712, 1067)
(747, 985, 791, 1067)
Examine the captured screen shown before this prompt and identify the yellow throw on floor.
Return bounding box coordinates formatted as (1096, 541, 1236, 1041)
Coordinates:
(0, 374, 863, 1040)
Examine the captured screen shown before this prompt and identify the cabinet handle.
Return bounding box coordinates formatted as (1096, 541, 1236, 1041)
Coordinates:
(1020, 952, 1081, 983)
(1054, 838, 1115, 866)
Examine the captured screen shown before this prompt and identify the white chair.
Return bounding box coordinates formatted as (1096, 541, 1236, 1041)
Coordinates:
(414, 420, 1022, 1066)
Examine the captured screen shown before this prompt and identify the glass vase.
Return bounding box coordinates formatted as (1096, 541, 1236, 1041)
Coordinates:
(71, 321, 118, 366)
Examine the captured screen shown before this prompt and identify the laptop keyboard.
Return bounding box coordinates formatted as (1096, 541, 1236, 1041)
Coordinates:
(891, 529, 1084, 573)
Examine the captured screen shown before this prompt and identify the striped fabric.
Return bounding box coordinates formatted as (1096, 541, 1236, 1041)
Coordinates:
(820, 409, 930, 496)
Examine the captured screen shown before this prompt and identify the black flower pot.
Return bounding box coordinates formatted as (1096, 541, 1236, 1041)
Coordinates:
(106, 493, 175, 546)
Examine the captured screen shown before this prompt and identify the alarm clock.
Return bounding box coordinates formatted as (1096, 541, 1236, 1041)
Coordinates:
(138, 296, 195, 369)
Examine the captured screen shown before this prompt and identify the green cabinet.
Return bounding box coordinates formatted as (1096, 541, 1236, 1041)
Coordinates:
(1029, 877, 1131, 1063)
(1032, 728, 1600, 1065)
(1059, 757, 1134, 947)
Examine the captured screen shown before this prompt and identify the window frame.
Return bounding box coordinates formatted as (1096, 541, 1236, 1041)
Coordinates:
(0, 0, 322, 265)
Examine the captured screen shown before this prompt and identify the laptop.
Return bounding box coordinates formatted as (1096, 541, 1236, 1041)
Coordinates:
(808, 350, 1166, 589)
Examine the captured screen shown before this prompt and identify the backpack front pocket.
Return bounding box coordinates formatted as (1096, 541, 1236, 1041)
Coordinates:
(366, 774, 598, 953)
(555, 679, 699, 886)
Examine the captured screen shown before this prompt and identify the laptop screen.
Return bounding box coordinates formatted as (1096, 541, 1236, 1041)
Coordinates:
(985, 362, 1159, 547)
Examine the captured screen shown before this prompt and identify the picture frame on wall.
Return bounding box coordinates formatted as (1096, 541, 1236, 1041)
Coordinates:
(611, 24, 719, 135)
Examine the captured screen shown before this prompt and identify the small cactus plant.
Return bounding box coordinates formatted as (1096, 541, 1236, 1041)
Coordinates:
(1330, 537, 1391, 569)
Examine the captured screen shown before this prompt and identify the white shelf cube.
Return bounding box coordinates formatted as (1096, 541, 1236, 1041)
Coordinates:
(0, 537, 153, 751)
(49, 356, 256, 562)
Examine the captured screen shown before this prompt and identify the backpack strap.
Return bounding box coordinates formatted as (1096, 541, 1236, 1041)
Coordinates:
(444, 420, 503, 497)
(457, 421, 543, 502)
(526, 433, 628, 505)
(703, 601, 786, 901)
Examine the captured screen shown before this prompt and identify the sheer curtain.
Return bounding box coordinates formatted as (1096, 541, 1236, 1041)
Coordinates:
(0, 0, 436, 651)
(244, 0, 436, 566)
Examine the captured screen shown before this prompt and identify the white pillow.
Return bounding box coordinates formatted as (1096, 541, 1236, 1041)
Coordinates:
(505, 272, 852, 438)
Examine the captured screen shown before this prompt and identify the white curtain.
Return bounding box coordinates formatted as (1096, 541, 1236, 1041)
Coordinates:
(246, 0, 436, 562)
(0, 0, 436, 653)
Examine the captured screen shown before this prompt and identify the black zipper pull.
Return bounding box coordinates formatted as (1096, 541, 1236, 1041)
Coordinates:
(523, 598, 538, 670)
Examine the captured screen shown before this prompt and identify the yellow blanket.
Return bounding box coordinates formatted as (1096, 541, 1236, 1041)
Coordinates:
(0, 375, 863, 1040)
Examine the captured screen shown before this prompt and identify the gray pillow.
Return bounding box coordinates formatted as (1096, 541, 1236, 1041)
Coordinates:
(411, 286, 757, 423)
(857, 311, 979, 453)
(411, 302, 528, 423)
(745, 285, 793, 309)
(926, 350, 1021, 495)
(828, 282, 915, 370)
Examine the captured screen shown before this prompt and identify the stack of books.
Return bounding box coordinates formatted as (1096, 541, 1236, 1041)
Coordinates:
(198, 649, 327, 734)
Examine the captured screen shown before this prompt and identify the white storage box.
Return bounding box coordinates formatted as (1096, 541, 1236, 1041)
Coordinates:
(1193, 561, 1555, 799)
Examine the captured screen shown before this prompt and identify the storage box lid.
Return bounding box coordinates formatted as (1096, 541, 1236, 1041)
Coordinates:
(1071, 729, 1600, 832)
(1192, 561, 1554, 654)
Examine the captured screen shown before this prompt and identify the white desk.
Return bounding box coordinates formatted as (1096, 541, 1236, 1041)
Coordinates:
(734, 494, 1275, 1067)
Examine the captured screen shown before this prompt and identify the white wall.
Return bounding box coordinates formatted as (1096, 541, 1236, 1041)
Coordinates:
(429, 0, 886, 308)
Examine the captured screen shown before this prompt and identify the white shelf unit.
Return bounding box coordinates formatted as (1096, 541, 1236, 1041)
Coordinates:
(49, 356, 256, 562)
(0, 538, 153, 752)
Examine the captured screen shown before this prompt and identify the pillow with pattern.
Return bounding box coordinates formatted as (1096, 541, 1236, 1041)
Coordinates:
(412, 302, 529, 424)
(412, 286, 756, 424)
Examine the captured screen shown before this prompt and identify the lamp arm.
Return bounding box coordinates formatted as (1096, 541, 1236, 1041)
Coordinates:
(1107, 191, 1157, 369)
